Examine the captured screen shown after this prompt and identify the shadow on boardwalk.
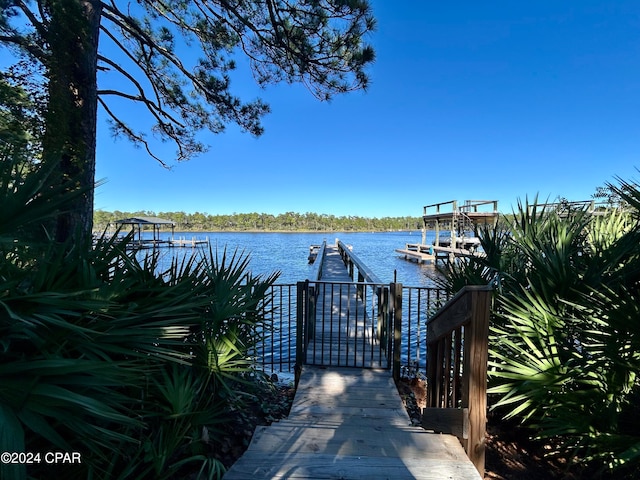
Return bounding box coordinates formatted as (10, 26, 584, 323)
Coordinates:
(224, 367, 481, 480)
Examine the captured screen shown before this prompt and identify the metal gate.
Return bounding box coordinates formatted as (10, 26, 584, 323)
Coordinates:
(296, 280, 393, 369)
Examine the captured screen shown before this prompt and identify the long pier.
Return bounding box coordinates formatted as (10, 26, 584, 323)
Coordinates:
(224, 241, 486, 479)
(304, 242, 387, 368)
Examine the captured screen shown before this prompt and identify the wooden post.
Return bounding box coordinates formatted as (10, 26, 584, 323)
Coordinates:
(443, 335, 452, 407)
(461, 289, 491, 477)
(425, 285, 492, 478)
(391, 282, 403, 381)
(435, 339, 444, 407)
(426, 340, 437, 407)
(295, 281, 306, 383)
(377, 286, 388, 345)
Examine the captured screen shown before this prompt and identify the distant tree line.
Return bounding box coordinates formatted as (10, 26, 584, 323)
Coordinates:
(94, 210, 422, 232)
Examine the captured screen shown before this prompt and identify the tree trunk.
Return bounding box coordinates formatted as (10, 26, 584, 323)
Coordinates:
(42, 0, 102, 244)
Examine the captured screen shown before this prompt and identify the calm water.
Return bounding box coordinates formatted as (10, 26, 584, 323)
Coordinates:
(134, 231, 445, 372)
(142, 231, 441, 287)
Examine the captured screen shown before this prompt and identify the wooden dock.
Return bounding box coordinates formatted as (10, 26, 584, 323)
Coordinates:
(225, 242, 485, 479)
(398, 200, 499, 265)
(396, 243, 487, 264)
(306, 243, 386, 368)
(319, 243, 353, 282)
(168, 236, 210, 247)
(223, 367, 481, 479)
(395, 243, 435, 264)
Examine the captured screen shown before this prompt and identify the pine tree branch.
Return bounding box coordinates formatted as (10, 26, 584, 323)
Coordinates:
(16, 0, 47, 38)
(98, 96, 170, 168)
(97, 26, 163, 107)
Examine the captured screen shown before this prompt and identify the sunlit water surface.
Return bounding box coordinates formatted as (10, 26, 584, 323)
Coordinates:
(138, 230, 441, 287)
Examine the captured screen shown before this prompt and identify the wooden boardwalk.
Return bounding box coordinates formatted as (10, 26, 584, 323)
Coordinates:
(306, 244, 386, 368)
(319, 244, 353, 283)
(225, 245, 483, 479)
(223, 367, 481, 479)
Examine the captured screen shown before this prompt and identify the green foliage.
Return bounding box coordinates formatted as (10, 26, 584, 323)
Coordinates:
(438, 186, 640, 475)
(0, 66, 45, 171)
(94, 209, 421, 232)
(0, 158, 278, 478)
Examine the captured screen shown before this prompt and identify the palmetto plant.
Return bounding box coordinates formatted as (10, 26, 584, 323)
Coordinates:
(438, 187, 640, 476)
(0, 160, 277, 479)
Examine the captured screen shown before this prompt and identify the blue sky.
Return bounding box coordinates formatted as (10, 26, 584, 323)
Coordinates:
(94, 1, 640, 217)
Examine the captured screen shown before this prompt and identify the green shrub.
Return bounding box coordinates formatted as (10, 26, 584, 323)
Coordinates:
(438, 186, 640, 476)
(0, 159, 278, 479)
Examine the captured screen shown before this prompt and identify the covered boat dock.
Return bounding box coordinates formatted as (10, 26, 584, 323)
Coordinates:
(115, 216, 176, 248)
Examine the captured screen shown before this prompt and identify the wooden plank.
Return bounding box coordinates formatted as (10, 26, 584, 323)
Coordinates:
(291, 392, 406, 411)
(422, 408, 469, 440)
(395, 248, 435, 263)
(244, 423, 468, 458)
(427, 292, 470, 342)
(462, 289, 491, 476)
(224, 367, 482, 480)
(431, 245, 477, 255)
(226, 453, 481, 479)
(427, 286, 492, 342)
(275, 409, 412, 427)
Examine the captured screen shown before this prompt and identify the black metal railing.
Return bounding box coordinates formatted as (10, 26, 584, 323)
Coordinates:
(400, 285, 450, 376)
(252, 282, 449, 375)
(297, 280, 391, 369)
(252, 283, 298, 373)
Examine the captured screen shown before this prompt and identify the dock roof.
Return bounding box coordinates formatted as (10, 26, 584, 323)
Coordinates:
(115, 216, 175, 226)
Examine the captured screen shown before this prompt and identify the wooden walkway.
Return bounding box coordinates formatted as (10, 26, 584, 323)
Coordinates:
(223, 367, 481, 479)
(225, 244, 483, 479)
(319, 244, 353, 282)
(306, 244, 386, 368)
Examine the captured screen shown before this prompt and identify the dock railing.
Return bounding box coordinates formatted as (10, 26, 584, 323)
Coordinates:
(424, 285, 492, 477)
(308, 241, 326, 281)
(336, 240, 382, 284)
(336, 240, 392, 351)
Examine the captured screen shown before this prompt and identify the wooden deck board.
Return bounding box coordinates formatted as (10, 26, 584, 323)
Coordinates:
(318, 245, 352, 282)
(223, 367, 482, 480)
(244, 423, 467, 458)
(395, 247, 435, 264)
(224, 453, 481, 479)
